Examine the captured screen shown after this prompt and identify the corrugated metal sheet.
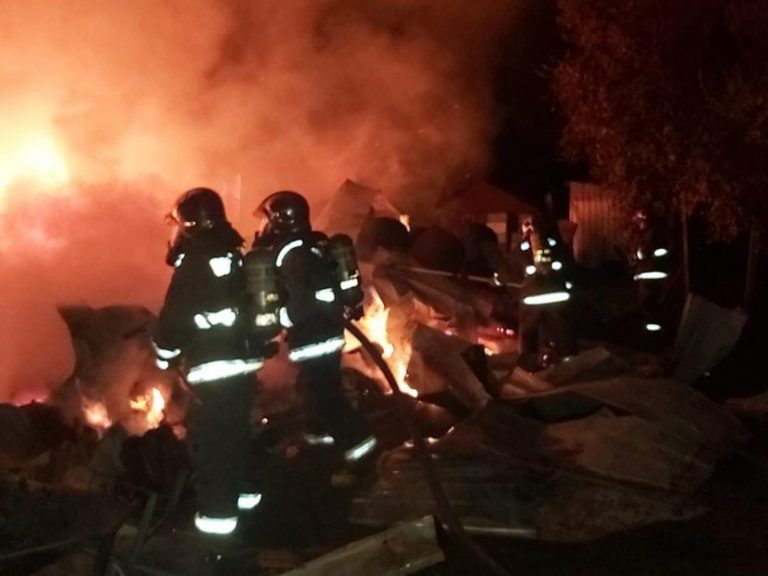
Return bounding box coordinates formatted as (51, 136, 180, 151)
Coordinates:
(569, 182, 623, 267)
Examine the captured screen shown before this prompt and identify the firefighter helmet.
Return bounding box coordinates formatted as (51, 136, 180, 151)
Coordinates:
(169, 187, 227, 230)
(164, 188, 235, 266)
(254, 191, 311, 240)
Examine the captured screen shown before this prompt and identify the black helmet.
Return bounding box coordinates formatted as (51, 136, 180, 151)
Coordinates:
(169, 187, 227, 230)
(254, 190, 311, 241)
(165, 187, 235, 266)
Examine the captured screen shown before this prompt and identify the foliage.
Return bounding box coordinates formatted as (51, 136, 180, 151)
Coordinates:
(555, 0, 768, 239)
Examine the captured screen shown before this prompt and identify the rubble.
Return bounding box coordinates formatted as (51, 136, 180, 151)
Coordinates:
(672, 294, 748, 383)
(280, 516, 443, 576)
(352, 383, 741, 541)
(0, 476, 129, 575)
(315, 179, 402, 241)
(0, 215, 760, 573)
(407, 324, 491, 411)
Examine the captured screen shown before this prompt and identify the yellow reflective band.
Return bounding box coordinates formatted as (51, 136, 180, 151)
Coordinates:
(209, 255, 234, 277)
(279, 307, 293, 328)
(187, 359, 264, 384)
(288, 336, 346, 362)
(194, 308, 237, 330)
(523, 291, 571, 306)
(340, 277, 360, 290)
(276, 239, 304, 267)
(194, 514, 238, 535)
(344, 436, 378, 463)
(237, 493, 262, 511)
(315, 288, 336, 302)
(304, 433, 335, 446)
(634, 271, 668, 280)
(152, 342, 181, 360)
(255, 313, 278, 327)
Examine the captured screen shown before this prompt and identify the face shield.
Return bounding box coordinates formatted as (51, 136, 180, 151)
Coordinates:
(254, 208, 271, 238)
(164, 210, 196, 266)
(164, 210, 196, 245)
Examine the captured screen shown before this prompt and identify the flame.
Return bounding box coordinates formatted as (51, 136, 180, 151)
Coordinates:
(82, 397, 112, 431)
(130, 386, 167, 430)
(0, 133, 70, 199)
(348, 288, 418, 398)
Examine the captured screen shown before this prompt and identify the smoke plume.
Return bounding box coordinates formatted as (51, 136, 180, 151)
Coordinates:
(0, 0, 519, 398)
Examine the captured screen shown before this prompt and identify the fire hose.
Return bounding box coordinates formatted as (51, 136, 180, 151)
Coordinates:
(344, 319, 512, 576)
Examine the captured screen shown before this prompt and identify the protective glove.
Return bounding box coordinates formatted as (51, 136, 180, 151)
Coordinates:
(346, 304, 364, 321)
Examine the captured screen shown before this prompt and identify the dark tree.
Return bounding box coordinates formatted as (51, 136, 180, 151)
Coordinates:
(555, 0, 768, 240)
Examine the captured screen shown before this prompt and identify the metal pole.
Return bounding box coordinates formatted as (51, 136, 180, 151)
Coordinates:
(344, 320, 512, 576)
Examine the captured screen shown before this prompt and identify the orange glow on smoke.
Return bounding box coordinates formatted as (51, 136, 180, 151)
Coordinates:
(129, 386, 167, 430)
(347, 288, 418, 398)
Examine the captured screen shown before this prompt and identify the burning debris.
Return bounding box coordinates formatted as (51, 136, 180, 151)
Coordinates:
(0, 182, 760, 575)
(51, 305, 182, 438)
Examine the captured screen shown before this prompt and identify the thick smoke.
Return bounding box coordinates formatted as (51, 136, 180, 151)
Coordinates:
(0, 0, 519, 398)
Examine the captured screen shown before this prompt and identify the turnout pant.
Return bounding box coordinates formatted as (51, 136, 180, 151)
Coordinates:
(638, 279, 664, 327)
(186, 374, 254, 520)
(518, 302, 575, 366)
(298, 352, 371, 454)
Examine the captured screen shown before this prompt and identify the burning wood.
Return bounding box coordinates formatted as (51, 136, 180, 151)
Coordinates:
(52, 305, 180, 437)
(345, 286, 417, 398)
(128, 387, 167, 431)
(81, 395, 112, 432)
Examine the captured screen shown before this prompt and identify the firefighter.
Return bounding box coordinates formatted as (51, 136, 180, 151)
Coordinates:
(629, 209, 670, 335)
(516, 215, 575, 369)
(250, 191, 377, 479)
(153, 187, 268, 537)
(460, 221, 515, 282)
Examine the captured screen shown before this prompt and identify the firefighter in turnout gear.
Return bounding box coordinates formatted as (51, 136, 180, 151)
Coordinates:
(516, 215, 575, 369)
(630, 209, 671, 336)
(153, 188, 267, 537)
(250, 191, 377, 475)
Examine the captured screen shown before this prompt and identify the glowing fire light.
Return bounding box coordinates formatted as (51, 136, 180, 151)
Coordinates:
(130, 387, 167, 429)
(347, 288, 418, 398)
(0, 134, 70, 196)
(82, 397, 112, 431)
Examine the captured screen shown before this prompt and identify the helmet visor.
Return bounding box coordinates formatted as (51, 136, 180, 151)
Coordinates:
(164, 210, 195, 246)
(254, 208, 272, 239)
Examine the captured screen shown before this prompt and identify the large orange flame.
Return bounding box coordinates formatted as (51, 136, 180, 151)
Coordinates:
(348, 288, 418, 398)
